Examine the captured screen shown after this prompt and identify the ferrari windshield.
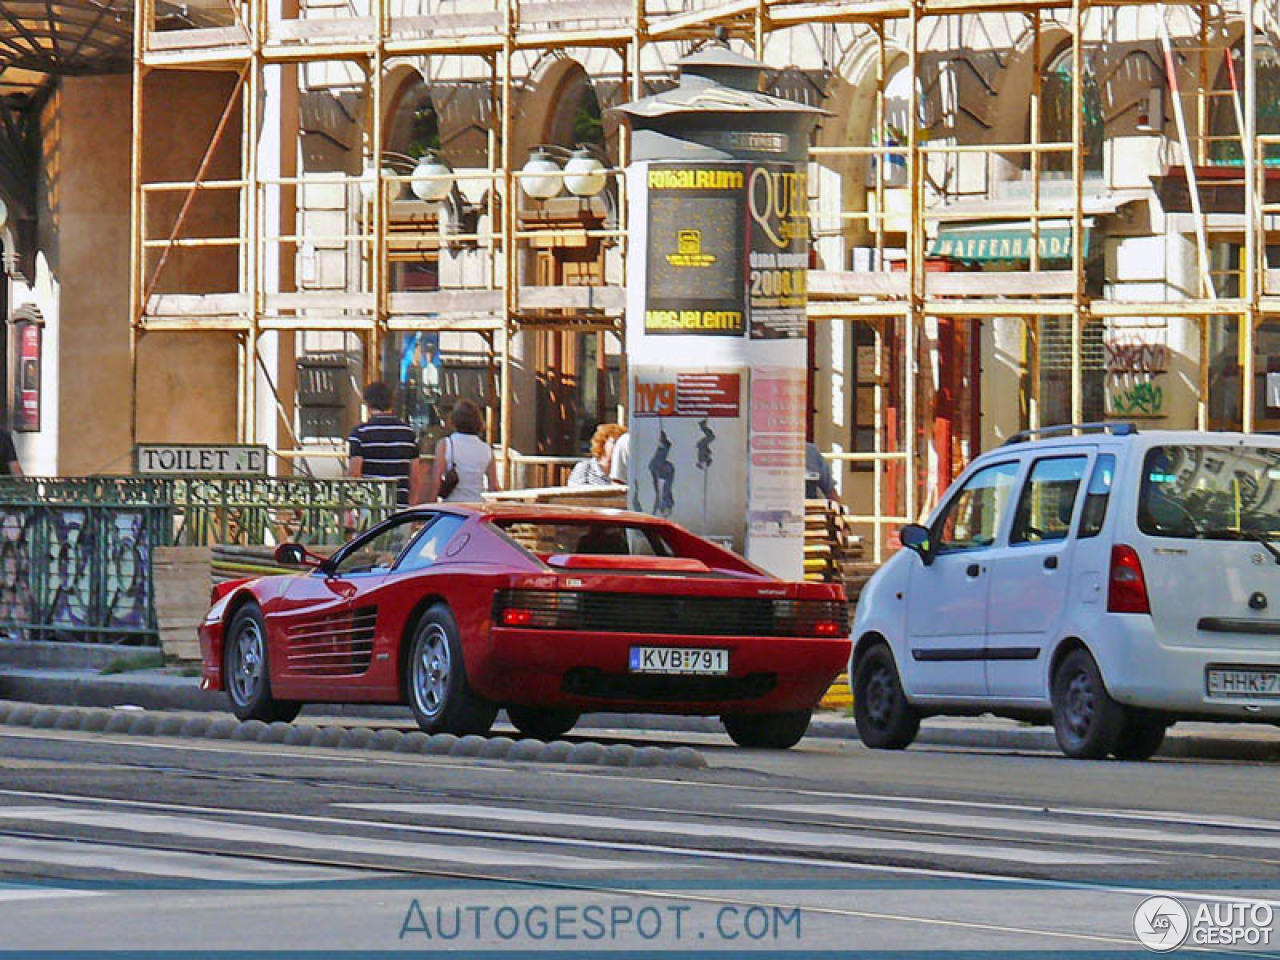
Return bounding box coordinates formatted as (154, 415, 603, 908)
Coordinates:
(493, 519, 676, 558)
(1139, 444, 1280, 539)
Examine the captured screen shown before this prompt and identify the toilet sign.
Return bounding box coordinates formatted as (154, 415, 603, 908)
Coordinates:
(136, 444, 268, 477)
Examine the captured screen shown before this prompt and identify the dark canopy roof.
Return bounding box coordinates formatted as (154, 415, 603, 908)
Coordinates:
(0, 2, 135, 79)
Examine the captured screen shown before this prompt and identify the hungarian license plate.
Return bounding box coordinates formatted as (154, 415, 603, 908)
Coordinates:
(629, 646, 729, 676)
(1207, 667, 1280, 698)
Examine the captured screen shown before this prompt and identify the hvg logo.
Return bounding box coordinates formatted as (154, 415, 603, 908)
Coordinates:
(1133, 896, 1190, 952)
(635, 382, 676, 417)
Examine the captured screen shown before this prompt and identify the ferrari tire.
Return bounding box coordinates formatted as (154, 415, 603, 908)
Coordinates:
(852, 643, 920, 750)
(506, 706, 580, 741)
(225, 604, 301, 723)
(721, 709, 812, 749)
(1051, 648, 1124, 760)
(1111, 708, 1168, 761)
(407, 604, 497, 736)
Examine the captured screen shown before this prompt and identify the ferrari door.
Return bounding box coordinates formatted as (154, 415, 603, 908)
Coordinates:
(271, 514, 436, 700)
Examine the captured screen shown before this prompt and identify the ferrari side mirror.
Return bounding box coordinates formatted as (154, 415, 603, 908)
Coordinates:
(274, 543, 323, 568)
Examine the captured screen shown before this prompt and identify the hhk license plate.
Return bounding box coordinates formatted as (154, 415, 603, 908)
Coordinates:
(629, 646, 730, 676)
(1207, 667, 1280, 698)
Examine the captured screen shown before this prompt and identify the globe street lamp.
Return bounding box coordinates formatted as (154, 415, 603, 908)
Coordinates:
(562, 147, 608, 198)
(410, 150, 454, 203)
(518, 147, 565, 201)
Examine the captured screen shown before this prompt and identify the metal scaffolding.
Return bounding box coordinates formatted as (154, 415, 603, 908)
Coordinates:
(129, 0, 1277, 557)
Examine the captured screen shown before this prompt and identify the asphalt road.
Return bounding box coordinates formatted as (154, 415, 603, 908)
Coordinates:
(1, 723, 1279, 955)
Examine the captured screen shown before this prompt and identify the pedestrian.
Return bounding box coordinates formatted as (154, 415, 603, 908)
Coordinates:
(805, 441, 840, 503)
(569, 423, 625, 487)
(609, 428, 630, 484)
(348, 381, 419, 509)
(423, 398, 502, 502)
(0, 427, 21, 476)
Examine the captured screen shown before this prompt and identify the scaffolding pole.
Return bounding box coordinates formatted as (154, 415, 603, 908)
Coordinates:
(500, 0, 516, 488)
(1070, 0, 1084, 426)
(129, 0, 147, 454)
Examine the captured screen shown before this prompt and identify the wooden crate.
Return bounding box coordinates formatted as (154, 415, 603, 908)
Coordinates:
(152, 547, 212, 665)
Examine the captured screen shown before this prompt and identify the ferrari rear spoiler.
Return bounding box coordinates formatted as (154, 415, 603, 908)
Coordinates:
(546, 554, 711, 574)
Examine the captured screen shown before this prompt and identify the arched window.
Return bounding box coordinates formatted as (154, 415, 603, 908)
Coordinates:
(387, 75, 441, 160)
(545, 68, 604, 149)
(1209, 38, 1280, 166)
(1039, 47, 1103, 177)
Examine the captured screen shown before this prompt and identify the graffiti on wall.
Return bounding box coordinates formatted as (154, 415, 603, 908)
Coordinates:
(1105, 336, 1168, 418)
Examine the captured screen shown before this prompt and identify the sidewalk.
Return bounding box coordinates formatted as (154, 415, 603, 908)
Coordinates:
(3, 652, 1280, 761)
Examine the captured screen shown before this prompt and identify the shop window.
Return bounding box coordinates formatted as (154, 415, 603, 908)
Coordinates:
(850, 322, 880, 459)
(1210, 39, 1280, 167)
(1035, 317, 1106, 425)
(1036, 47, 1104, 178)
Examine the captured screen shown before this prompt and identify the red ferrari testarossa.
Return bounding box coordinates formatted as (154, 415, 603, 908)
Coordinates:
(200, 503, 849, 748)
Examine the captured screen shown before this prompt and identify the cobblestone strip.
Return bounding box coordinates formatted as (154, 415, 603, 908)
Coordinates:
(0, 700, 707, 769)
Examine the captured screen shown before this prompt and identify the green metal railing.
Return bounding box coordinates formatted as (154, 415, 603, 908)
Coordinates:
(0, 502, 168, 642)
(0, 477, 398, 644)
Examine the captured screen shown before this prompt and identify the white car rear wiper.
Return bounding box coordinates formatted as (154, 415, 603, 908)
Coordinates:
(1203, 527, 1280, 564)
(1244, 531, 1280, 565)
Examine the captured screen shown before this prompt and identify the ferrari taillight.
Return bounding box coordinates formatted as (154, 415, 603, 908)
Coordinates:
(500, 608, 534, 627)
(493, 590, 582, 629)
(1107, 544, 1151, 614)
(772, 599, 850, 637)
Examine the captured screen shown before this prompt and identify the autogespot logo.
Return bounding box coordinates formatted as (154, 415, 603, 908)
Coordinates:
(1134, 896, 1190, 952)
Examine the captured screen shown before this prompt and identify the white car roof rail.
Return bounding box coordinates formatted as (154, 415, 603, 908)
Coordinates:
(1003, 422, 1138, 446)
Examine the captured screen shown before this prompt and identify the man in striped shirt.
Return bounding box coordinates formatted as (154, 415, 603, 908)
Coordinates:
(348, 381, 419, 507)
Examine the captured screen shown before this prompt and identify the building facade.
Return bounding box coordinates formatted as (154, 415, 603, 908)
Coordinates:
(4, 0, 1279, 557)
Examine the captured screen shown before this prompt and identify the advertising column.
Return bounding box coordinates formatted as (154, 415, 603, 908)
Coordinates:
(626, 160, 809, 578)
(614, 40, 823, 579)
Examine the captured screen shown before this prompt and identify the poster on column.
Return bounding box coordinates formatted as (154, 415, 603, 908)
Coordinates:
(747, 163, 808, 340)
(748, 367, 807, 547)
(630, 367, 747, 553)
(644, 166, 748, 336)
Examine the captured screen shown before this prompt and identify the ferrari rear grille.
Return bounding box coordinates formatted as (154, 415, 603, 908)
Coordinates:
(562, 668, 776, 702)
(494, 590, 849, 638)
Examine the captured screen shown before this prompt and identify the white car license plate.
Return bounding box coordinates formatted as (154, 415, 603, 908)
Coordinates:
(629, 646, 729, 676)
(1207, 668, 1280, 698)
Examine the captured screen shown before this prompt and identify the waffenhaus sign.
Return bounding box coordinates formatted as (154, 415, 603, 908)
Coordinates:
(136, 444, 269, 477)
(929, 222, 1091, 262)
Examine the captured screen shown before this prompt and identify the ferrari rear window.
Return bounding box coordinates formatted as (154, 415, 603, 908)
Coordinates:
(493, 520, 675, 559)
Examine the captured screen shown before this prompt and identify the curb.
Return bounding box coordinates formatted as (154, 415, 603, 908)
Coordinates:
(0, 700, 708, 770)
(3, 673, 1279, 762)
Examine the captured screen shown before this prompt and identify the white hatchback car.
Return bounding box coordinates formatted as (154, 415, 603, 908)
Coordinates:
(850, 424, 1280, 759)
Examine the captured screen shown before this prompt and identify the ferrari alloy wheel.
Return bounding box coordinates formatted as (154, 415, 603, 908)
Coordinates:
(224, 605, 301, 723)
(852, 642, 920, 750)
(1051, 648, 1123, 760)
(407, 605, 497, 736)
(412, 622, 452, 722)
(721, 710, 812, 749)
(506, 705, 580, 741)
